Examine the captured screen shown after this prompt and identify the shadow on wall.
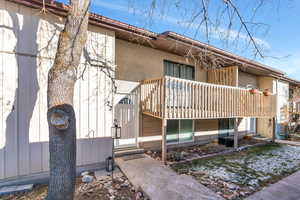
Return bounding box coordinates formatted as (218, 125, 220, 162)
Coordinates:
(0, 8, 113, 181)
(0, 11, 39, 179)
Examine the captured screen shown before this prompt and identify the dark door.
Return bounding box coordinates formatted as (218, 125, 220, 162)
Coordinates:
(219, 119, 235, 137)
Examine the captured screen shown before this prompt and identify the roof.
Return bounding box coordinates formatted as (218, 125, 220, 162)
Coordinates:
(7, 0, 157, 38)
(161, 32, 285, 75)
(282, 77, 300, 86)
(6, 0, 300, 83)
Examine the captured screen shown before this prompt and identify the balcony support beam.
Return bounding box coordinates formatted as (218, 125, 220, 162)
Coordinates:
(272, 117, 276, 143)
(234, 118, 239, 149)
(161, 119, 167, 165)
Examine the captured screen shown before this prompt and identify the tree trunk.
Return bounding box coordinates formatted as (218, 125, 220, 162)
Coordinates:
(47, 0, 90, 199)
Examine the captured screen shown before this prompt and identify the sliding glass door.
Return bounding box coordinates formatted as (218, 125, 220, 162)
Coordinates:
(166, 120, 179, 143)
(167, 120, 193, 144)
(164, 61, 194, 144)
(179, 120, 193, 142)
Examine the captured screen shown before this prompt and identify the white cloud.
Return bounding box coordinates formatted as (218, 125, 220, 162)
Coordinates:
(95, 1, 299, 80)
(179, 21, 270, 50)
(262, 53, 300, 80)
(93, 1, 135, 13)
(94, 1, 271, 50)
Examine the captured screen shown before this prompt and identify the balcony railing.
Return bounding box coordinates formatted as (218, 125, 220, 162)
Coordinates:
(141, 76, 277, 119)
(290, 101, 300, 114)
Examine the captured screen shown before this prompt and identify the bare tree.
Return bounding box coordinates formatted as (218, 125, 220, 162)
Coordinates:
(129, 0, 279, 59)
(46, 0, 90, 199)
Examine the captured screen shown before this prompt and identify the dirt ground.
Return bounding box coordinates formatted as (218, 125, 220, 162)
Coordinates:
(0, 138, 268, 200)
(0, 170, 147, 200)
(146, 137, 268, 163)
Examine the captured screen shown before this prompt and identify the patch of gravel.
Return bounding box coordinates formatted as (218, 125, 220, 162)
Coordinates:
(246, 145, 300, 175)
(199, 167, 237, 182)
(172, 144, 300, 200)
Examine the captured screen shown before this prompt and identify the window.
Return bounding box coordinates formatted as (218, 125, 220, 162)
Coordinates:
(290, 88, 294, 99)
(164, 60, 195, 108)
(118, 97, 132, 104)
(164, 60, 195, 80)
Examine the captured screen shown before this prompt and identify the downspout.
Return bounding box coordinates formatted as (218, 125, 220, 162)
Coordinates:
(161, 78, 167, 165)
(275, 79, 279, 139)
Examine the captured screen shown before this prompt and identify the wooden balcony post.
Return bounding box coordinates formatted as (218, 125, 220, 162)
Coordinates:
(234, 118, 238, 149)
(162, 119, 167, 165)
(272, 117, 276, 143)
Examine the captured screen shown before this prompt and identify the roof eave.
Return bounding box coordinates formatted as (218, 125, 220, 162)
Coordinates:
(6, 0, 298, 82)
(161, 31, 285, 77)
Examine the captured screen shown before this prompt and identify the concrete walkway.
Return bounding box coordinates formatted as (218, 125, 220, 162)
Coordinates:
(116, 155, 224, 200)
(246, 171, 300, 200)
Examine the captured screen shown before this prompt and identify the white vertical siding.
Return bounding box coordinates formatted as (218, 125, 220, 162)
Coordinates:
(274, 80, 289, 135)
(0, 1, 115, 181)
(0, 1, 19, 179)
(277, 81, 289, 123)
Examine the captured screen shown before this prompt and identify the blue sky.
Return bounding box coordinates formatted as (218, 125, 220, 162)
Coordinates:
(59, 0, 300, 80)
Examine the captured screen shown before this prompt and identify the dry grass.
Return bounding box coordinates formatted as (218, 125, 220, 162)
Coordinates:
(1, 173, 145, 200)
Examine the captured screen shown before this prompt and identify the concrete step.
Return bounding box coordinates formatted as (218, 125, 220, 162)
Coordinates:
(114, 148, 145, 158)
(0, 184, 33, 196)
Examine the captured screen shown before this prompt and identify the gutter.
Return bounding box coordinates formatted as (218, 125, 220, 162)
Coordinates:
(6, 0, 157, 40)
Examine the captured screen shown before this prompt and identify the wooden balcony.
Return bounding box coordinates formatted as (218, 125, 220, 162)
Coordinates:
(141, 76, 277, 119)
